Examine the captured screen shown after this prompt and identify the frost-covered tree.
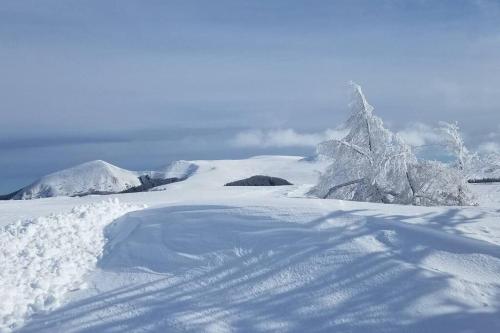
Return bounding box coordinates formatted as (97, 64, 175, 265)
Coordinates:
(310, 82, 416, 204)
(438, 121, 477, 205)
(311, 82, 475, 206)
(407, 160, 475, 206)
(439, 121, 474, 172)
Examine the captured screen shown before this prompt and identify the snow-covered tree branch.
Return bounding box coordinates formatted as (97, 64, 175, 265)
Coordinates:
(439, 121, 473, 172)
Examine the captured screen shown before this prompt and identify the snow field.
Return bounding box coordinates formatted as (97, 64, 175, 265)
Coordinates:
(0, 199, 145, 332)
(19, 204, 500, 332)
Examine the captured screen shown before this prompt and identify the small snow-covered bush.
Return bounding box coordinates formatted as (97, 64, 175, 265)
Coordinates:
(407, 160, 475, 206)
(310, 82, 475, 206)
(439, 121, 474, 173)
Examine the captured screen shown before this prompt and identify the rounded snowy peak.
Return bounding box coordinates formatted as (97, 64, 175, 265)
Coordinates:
(13, 160, 141, 200)
(78, 159, 113, 168)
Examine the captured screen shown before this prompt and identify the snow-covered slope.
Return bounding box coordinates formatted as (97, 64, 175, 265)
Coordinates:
(1, 155, 500, 332)
(27, 202, 500, 333)
(0, 200, 144, 331)
(151, 155, 326, 193)
(161, 160, 199, 179)
(12, 160, 142, 200)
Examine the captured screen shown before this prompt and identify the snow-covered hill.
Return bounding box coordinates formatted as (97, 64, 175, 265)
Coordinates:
(1, 155, 500, 332)
(11, 160, 143, 200)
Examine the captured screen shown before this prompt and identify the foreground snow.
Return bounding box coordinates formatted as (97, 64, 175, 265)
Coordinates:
(18, 202, 500, 333)
(1, 156, 499, 332)
(0, 199, 144, 331)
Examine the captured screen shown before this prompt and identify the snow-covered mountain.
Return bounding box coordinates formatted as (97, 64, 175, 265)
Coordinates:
(11, 160, 142, 200)
(6, 159, 213, 200)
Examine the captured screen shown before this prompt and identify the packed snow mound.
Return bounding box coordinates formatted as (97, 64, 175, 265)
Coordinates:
(0, 199, 144, 332)
(12, 160, 142, 199)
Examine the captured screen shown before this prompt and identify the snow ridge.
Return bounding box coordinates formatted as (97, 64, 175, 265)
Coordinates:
(0, 199, 145, 332)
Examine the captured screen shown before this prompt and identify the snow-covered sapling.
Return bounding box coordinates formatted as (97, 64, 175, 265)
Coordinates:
(311, 82, 475, 206)
(310, 82, 415, 204)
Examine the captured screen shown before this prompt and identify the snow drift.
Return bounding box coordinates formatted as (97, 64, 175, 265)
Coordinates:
(0, 199, 144, 331)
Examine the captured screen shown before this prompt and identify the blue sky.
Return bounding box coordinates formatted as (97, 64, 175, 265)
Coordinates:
(1, 0, 500, 193)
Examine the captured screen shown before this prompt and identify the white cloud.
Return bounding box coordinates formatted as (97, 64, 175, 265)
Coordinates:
(231, 128, 347, 148)
(477, 125, 500, 153)
(231, 124, 500, 157)
(396, 122, 441, 147)
(477, 141, 500, 154)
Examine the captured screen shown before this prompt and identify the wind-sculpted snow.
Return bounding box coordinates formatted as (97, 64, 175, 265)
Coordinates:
(19, 204, 500, 333)
(0, 199, 144, 332)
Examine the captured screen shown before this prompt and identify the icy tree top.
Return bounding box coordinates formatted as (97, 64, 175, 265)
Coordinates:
(349, 81, 374, 115)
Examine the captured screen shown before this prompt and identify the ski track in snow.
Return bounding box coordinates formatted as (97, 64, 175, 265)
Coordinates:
(0, 199, 145, 332)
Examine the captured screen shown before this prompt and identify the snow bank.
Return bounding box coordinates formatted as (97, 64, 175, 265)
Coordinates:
(0, 199, 144, 332)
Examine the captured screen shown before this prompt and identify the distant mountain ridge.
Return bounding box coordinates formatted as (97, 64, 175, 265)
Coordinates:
(3, 154, 499, 200)
(3, 160, 198, 200)
(10, 160, 142, 200)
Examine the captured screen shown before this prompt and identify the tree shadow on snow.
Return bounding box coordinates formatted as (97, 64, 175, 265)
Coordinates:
(20, 205, 500, 333)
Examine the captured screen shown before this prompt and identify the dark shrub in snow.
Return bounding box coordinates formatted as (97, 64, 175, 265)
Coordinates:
(225, 175, 292, 186)
(121, 175, 184, 193)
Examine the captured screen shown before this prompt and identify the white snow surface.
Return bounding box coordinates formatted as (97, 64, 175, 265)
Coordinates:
(0, 199, 145, 332)
(1, 155, 500, 332)
(12, 160, 142, 200)
(161, 160, 199, 179)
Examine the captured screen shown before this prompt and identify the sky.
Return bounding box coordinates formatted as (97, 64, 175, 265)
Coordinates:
(1, 0, 500, 193)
